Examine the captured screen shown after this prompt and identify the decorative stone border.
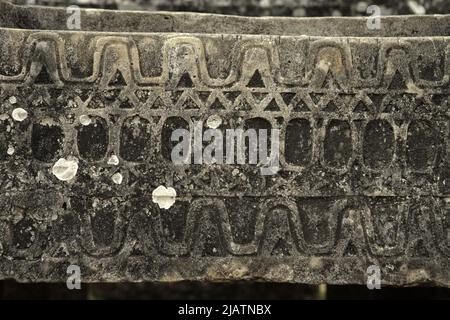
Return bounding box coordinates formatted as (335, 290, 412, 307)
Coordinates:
(0, 2, 449, 285)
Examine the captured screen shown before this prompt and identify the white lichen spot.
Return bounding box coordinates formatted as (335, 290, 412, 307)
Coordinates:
(12, 108, 28, 122)
(107, 155, 120, 165)
(79, 114, 92, 126)
(8, 96, 17, 105)
(152, 185, 177, 209)
(112, 172, 123, 185)
(92, 198, 99, 208)
(52, 157, 78, 181)
(6, 146, 14, 155)
(206, 114, 222, 129)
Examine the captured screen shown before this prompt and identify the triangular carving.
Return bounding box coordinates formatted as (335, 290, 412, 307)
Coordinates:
(270, 238, 292, 256)
(410, 239, 430, 257)
(281, 92, 296, 106)
(210, 98, 225, 110)
(182, 96, 199, 110)
(77, 89, 92, 102)
(224, 91, 240, 103)
(119, 97, 134, 109)
(177, 72, 194, 88)
(235, 97, 253, 111)
(264, 98, 281, 111)
(293, 99, 310, 112)
(388, 70, 407, 90)
(368, 94, 384, 111)
(310, 93, 324, 105)
(151, 96, 166, 109)
(34, 67, 52, 85)
(247, 70, 265, 88)
(252, 92, 268, 103)
(343, 241, 358, 256)
(353, 101, 369, 113)
(197, 91, 211, 103)
(171, 91, 183, 104)
(108, 70, 127, 86)
(323, 100, 338, 112)
(321, 71, 340, 89)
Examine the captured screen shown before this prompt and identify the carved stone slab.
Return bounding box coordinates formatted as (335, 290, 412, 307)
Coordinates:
(0, 2, 449, 285)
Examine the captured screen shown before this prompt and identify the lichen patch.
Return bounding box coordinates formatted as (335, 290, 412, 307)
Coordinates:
(79, 115, 92, 126)
(12, 108, 28, 122)
(152, 186, 177, 209)
(107, 155, 120, 165)
(206, 115, 222, 129)
(52, 157, 79, 181)
(112, 172, 123, 184)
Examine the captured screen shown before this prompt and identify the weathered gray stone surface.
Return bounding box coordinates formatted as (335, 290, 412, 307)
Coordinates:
(0, 1, 450, 286)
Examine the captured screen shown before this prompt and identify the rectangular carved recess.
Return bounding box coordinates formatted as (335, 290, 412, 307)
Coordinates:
(0, 1, 450, 285)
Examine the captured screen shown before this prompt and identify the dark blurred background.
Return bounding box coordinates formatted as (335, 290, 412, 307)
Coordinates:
(2, 281, 450, 299)
(8, 0, 450, 16)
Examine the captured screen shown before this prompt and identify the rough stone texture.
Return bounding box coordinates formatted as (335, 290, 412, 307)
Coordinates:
(6, 0, 439, 16)
(1, 1, 450, 286)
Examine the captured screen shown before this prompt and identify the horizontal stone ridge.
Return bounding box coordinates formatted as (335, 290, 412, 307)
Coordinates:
(1, 1, 450, 37)
(0, 10, 449, 286)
